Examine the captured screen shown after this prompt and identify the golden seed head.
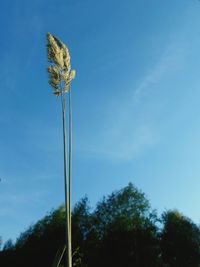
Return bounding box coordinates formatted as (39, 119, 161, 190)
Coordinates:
(46, 33, 75, 96)
(54, 91, 61, 97)
(70, 70, 76, 80)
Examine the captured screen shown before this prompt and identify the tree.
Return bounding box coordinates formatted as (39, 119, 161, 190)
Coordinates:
(93, 183, 153, 235)
(92, 183, 160, 267)
(0, 236, 2, 251)
(7, 184, 200, 266)
(160, 210, 200, 267)
(74, 183, 160, 267)
(13, 207, 66, 267)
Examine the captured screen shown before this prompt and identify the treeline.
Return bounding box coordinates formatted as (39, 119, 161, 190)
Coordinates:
(1, 183, 200, 267)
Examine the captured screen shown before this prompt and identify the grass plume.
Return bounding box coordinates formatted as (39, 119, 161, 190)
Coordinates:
(46, 33, 75, 95)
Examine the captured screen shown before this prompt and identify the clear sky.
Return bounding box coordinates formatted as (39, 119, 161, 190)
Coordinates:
(1, 0, 200, 244)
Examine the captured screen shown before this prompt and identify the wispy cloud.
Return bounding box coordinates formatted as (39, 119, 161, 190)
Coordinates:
(0, 190, 49, 218)
(77, 41, 187, 161)
(133, 42, 187, 104)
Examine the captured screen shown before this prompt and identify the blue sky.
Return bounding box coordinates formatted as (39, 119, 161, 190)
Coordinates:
(1, 0, 200, 244)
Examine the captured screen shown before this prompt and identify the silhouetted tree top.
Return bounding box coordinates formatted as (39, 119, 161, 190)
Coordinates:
(161, 210, 200, 267)
(1, 184, 200, 267)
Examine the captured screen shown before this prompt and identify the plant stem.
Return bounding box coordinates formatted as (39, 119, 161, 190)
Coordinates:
(61, 92, 72, 267)
(69, 87, 72, 250)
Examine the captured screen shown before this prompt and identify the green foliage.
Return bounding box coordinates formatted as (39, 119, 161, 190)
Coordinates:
(8, 206, 66, 267)
(0, 184, 200, 267)
(3, 239, 14, 251)
(72, 183, 160, 267)
(93, 183, 152, 235)
(160, 210, 200, 267)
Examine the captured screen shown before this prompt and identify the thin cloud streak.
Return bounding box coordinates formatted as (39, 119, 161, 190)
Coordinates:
(77, 42, 187, 161)
(0, 190, 49, 221)
(133, 42, 187, 104)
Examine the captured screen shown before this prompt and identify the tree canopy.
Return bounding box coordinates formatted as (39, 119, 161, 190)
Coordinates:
(0, 183, 200, 267)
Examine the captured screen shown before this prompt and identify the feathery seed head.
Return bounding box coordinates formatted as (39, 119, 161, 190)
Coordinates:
(54, 90, 61, 97)
(70, 70, 76, 80)
(46, 33, 75, 96)
(63, 70, 76, 93)
(47, 34, 59, 63)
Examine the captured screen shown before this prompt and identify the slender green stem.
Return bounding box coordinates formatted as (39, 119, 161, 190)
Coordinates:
(69, 87, 72, 251)
(52, 245, 66, 267)
(61, 92, 72, 267)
